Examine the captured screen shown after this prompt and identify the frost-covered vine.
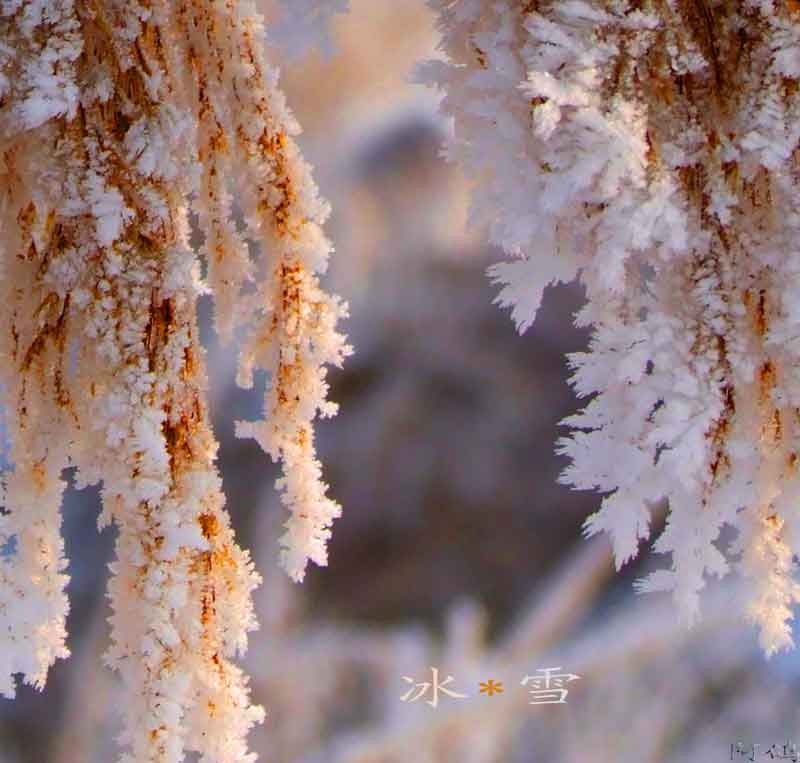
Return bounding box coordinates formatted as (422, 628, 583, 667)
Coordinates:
(424, 0, 800, 656)
(0, 0, 349, 758)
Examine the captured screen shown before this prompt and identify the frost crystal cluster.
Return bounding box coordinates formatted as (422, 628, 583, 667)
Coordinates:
(0, 0, 349, 758)
(424, 0, 800, 655)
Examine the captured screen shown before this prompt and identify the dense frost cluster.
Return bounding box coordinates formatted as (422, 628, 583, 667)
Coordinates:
(0, 0, 349, 758)
(424, 0, 800, 656)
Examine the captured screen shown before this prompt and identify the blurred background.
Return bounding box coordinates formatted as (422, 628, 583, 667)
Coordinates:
(4, 2, 800, 761)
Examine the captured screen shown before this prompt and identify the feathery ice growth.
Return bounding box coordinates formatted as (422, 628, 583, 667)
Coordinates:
(423, 0, 800, 656)
(0, 0, 350, 759)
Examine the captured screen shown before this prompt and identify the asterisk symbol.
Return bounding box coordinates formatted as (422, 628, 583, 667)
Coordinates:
(479, 679, 504, 696)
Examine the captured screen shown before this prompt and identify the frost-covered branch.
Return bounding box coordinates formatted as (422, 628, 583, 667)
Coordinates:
(424, 0, 800, 655)
(1, 0, 349, 757)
